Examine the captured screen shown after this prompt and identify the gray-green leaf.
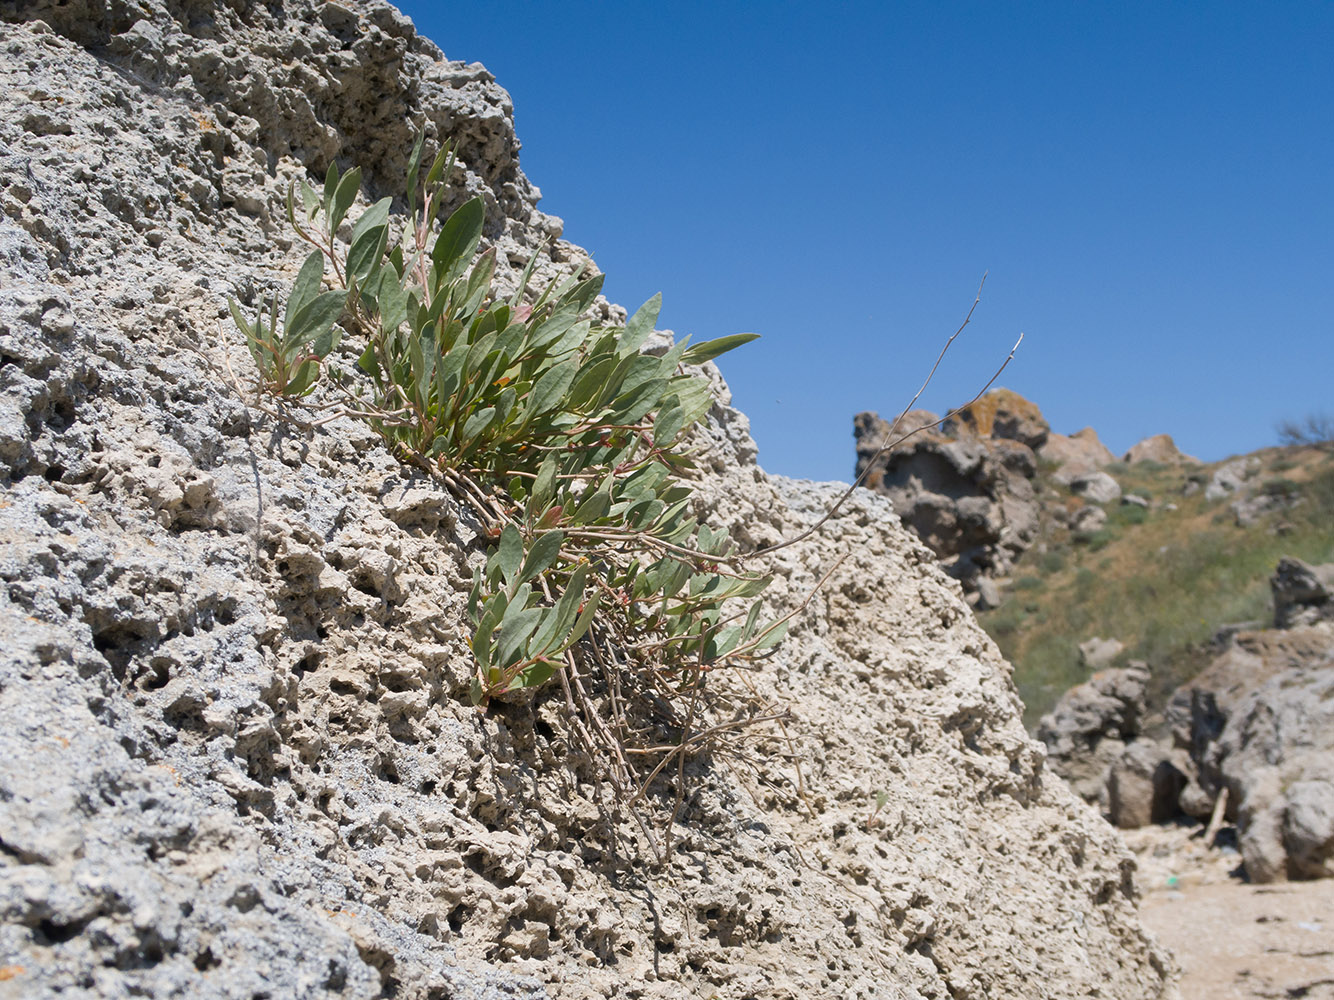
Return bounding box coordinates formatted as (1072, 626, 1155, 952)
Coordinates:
(681, 332, 759, 366)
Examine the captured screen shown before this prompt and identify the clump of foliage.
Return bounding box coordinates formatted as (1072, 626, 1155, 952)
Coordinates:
(230, 137, 788, 832)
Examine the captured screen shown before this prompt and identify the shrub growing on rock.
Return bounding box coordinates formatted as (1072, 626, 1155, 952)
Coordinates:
(230, 136, 786, 814)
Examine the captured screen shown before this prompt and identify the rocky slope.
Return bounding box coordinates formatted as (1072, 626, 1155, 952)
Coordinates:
(0, 3, 1174, 997)
(856, 391, 1334, 726)
(861, 392, 1334, 884)
(1037, 558, 1334, 883)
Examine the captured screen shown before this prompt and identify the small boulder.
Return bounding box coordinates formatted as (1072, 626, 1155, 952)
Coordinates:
(1070, 471, 1122, 504)
(1121, 494, 1150, 509)
(1079, 637, 1125, 670)
(1204, 456, 1258, 501)
(1071, 505, 1108, 534)
(1107, 740, 1189, 829)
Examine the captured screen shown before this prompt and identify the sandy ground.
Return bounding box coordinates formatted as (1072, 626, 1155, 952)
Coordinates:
(1124, 824, 1334, 1000)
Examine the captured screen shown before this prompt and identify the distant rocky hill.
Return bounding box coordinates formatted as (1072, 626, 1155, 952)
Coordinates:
(856, 389, 1201, 610)
(855, 390, 1334, 721)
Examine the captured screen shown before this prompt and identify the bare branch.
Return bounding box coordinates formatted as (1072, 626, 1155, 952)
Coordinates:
(754, 274, 1023, 557)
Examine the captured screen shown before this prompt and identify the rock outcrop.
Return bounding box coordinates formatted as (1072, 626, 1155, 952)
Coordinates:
(1123, 434, 1199, 466)
(1271, 556, 1334, 628)
(1036, 664, 1151, 806)
(1039, 426, 1115, 484)
(853, 397, 1043, 606)
(853, 391, 1137, 609)
(1170, 607, 1334, 882)
(0, 4, 1175, 997)
(942, 386, 1050, 449)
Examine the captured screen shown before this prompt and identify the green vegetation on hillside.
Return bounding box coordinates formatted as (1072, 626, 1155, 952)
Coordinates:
(980, 447, 1334, 727)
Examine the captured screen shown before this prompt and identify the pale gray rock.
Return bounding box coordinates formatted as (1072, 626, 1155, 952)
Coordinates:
(1212, 655, 1334, 881)
(1079, 637, 1126, 669)
(973, 575, 1002, 611)
(1070, 470, 1123, 504)
(1107, 741, 1189, 829)
(1037, 665, 1150, 805)
(1232, 484, 1305, 528)
(1205, 457, 1259, 501)
(1122, 494, 1151, 509)
(1163, 571, 1334, 881)
(1040, 426, 1116, 484)
(1071, 504, 1109, 534)
(0, 2, 1176, 997)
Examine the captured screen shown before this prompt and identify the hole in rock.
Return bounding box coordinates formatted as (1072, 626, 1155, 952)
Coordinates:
(92, 623, 148, 677)
(47, 399, 76, 431)
(38, 917, 87, 944)
(446, 904, 468, 935)
(140, 660, 171, 691)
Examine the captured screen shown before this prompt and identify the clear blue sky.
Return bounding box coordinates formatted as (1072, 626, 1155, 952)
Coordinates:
(396, 1, 1333, 483)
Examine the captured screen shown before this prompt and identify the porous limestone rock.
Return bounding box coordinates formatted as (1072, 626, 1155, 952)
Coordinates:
(0, 3, 1176, 997)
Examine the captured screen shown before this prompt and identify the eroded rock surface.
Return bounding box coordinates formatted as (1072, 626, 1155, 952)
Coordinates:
(0, 3, 1175, 997)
